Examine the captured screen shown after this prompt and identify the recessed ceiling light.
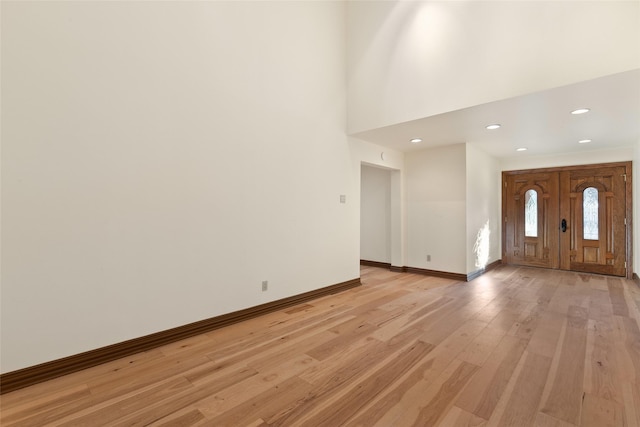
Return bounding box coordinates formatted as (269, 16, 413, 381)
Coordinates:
(571, 108, 590, 115)
(486, 124, 501, 130)
(516, 147, 528, 152)
(410, 138, 422, 144)
(578, 139, 591, 144)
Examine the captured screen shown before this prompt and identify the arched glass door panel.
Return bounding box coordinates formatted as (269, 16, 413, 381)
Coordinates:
(525, 189, 538, 237)
(583, 187, 599, 240)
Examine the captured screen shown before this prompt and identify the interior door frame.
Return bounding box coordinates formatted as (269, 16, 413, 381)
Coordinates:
(502, 161, 633, 279)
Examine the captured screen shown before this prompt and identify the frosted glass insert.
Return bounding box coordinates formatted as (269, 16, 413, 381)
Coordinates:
(525, 189, 538, 237)
(583, 187, 599, 240)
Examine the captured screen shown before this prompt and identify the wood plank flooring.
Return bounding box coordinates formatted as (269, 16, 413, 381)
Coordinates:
(2, 265, 640, 426)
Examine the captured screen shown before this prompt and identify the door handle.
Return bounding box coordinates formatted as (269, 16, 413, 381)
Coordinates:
(561, 219, 567, 232)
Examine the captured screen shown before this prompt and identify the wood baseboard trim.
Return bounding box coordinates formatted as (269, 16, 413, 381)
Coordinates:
(396, 259, 503, 282)
(467, 259, 503, 281)
(486, 259, 504, 272)
(403, 267, 467, 282)
(0, 277, 361, 395)
(360, 259, 392, 269)
(633, 273, 640, 287)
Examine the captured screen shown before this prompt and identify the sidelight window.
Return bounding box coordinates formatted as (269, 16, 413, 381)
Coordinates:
(525, 189, 538, 237)
(583, 187, 599, 240)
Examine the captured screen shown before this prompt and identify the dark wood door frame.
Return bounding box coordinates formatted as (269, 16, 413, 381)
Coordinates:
(502, 161, 633, 279)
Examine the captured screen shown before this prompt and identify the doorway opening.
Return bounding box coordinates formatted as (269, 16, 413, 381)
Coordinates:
(360, 163, 402, 269)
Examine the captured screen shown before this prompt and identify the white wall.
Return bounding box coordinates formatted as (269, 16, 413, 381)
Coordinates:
(501, 147, 634, 171)
(1, 1, 354, 373)
(360, 166, 391, 264)
(347, 1, 640, 134)
(466, 144, 501, 274)
(405, 143, 500, 276)
(406, 144, 466, 274)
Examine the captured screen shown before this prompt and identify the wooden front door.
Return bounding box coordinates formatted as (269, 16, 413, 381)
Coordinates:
(503, 171, 560, 269)
(559, 165, 628, 276)
(503, 162, 631, 278)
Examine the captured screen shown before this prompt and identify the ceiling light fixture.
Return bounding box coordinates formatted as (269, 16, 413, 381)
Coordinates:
(516, 147, 528, 152)
(578, 139, 591, 144)
(410, 138, 422, 144)
(571, 108, 590, 115)
(486, 124, 501, 130)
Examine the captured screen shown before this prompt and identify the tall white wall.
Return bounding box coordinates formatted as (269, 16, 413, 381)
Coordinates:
(406, 144, 466, 274)
(347, 1, 640, 133)
(1, 1, 354, 373)
(360, 166, 391, 264)
(466, 144, 501, 273)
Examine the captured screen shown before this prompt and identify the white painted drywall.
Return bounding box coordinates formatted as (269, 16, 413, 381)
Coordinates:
(466, 144, 501, 274)
(350, 138, 404, 172)
(501, 147, 634, 171)
(389, 169, 406, 269)
(360, 166, 391, 264)
(347, 1, 640, 133)
(406, 144, 467, 274)
(1, 1, 354, 373)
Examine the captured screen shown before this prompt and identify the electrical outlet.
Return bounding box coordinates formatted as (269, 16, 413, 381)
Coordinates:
(262, 281, 268, 292)
(427, 255, 431, 262)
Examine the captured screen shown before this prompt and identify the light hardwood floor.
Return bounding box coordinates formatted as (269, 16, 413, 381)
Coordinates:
(2, 265, 640, 426)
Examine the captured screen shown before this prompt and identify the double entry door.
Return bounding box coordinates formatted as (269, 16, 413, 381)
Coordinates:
(503, 162, 631, 277)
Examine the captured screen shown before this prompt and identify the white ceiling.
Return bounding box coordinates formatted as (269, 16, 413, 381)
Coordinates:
(350, 69, 640, 159)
